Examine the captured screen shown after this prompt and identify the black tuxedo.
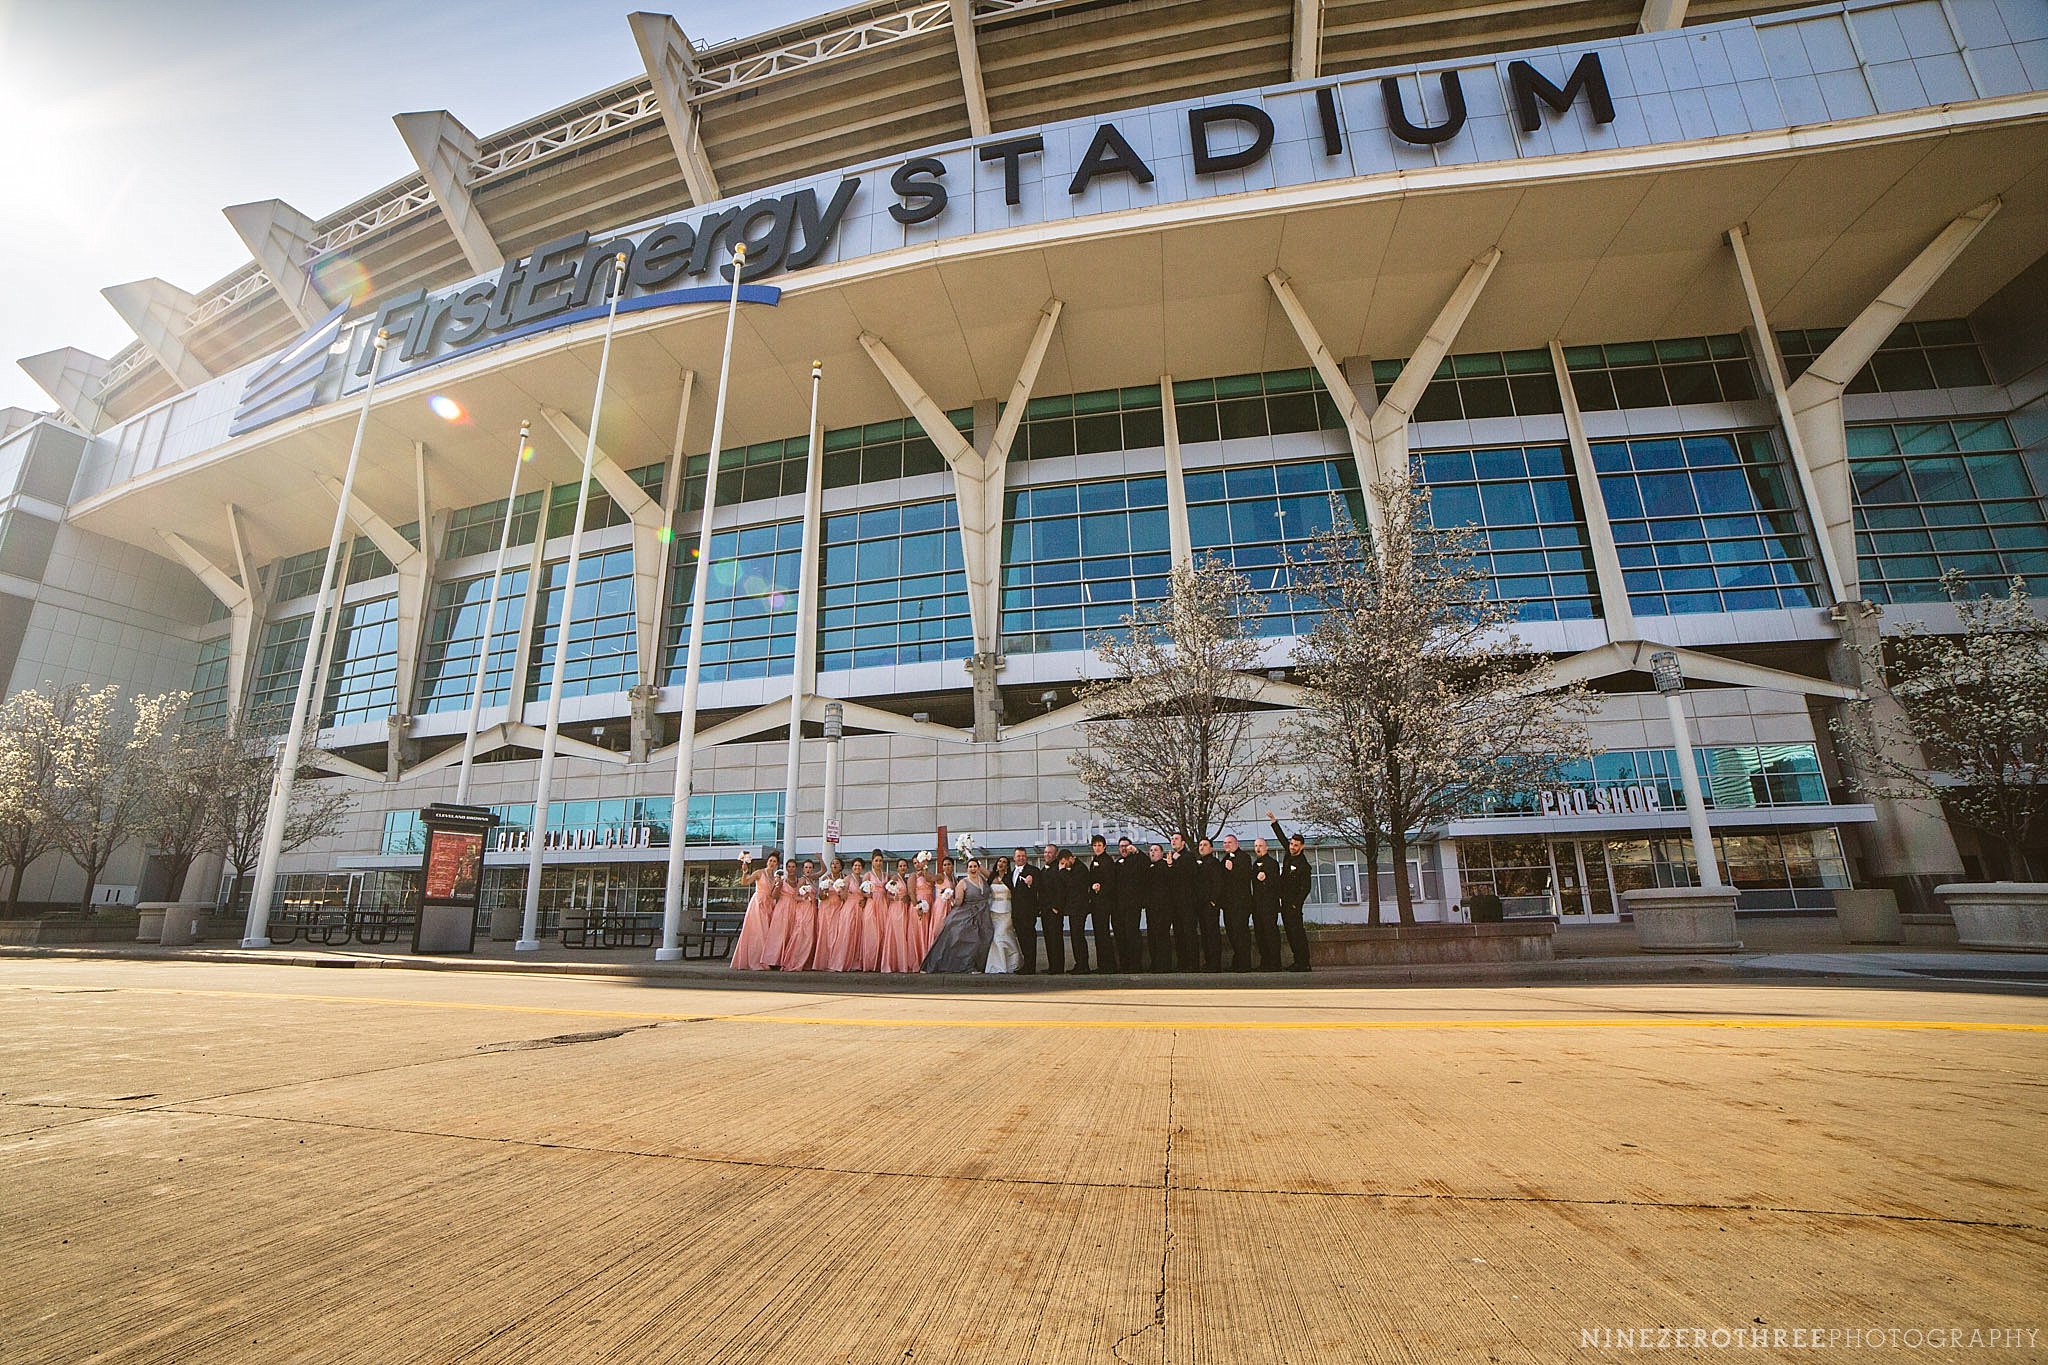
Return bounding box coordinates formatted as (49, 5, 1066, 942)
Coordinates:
(1269, 819, 1314, 972)
(1160, 847, 1199, 973)
(1111, 851, 1149, 972)
(1250, 852, 1283, 970)
(1193, 852, 1225, 971)
(1142, 855, 1174, 972)
(1058, 862, 1089, 971)
(1083, 851, 1121, 971)
(1009, 861, 1044, 974)
(1217, 846, 1256, 970)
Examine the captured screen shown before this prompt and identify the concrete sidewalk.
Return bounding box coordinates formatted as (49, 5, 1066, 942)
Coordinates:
(7, 913, 2046, 991)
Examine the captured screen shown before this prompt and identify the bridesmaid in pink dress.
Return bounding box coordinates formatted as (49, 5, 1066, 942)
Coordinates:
(854, 858, 887, 971)
(778, 859, 820, 971)
(728, 852, 779, 971)
(910, 856, 938, 959)
(761, 868, 802, 968)
(813, 859, 856, 972)
(878, 858, 921, 972)
(929, 856, 957, 942)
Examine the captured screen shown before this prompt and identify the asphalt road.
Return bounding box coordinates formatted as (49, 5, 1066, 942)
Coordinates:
(2, 959, 2043, 1363)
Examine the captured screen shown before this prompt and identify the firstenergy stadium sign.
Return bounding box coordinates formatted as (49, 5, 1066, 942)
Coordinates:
(272, 49, 1613, 412)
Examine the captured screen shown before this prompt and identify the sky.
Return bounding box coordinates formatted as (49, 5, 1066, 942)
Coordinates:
(0, 0, 826, 413)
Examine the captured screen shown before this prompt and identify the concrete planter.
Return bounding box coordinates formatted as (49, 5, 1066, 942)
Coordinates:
(1833, 889, 1902, 945)
(1934, 883, 2048, 951)
(137, 902, 211, 945)
(1309, 920, 1554, 968)
(1621, 887, 1743, 952)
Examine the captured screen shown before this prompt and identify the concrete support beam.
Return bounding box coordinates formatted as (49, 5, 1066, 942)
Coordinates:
(948, 0, 992, 138)
(1291, 0, 1324, 81)
(223, 200, 327, 328)
(393, 110, 504, 275)
(1160, 374, 1192, 569)
(100, 279, 217, 390)
(18, 348, 111, 431)
(160, 524, 264, 731)
(1551, 339, 1635, 637)
(1266, 269, 1376, 527)
(1638, 0, 1689, 32)
(628, 12, 723, 206)
(1538, 640, 1859, 700)
(538, 405, 667, 697)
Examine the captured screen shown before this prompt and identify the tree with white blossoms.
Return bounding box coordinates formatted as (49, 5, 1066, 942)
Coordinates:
(208, 709, 354, 912)
(1071, 558, 1278, 843)
(0, 685, 79, 917)
(1286, 480, 1596, 924)
(53, 686, 188, 913)
(1832, 575, 2048, 880)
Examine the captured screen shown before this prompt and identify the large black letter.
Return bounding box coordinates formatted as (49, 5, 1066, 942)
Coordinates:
(1188, 103, 1274, 176)
(629, 222, 697, 289)
(1315, 87, 1343, 156)
(1508, 52, 1615, 133)
(977, 136, 1044, 206)
(890, 157, 949, 225)
(722, 196, 798, 280)
(785, 178, 861, 269)
(1068, 123, 1154, 196)
(508, 232, 587, 326)
(1382, 71, 1467, 146)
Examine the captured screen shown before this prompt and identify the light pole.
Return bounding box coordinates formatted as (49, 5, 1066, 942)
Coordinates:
(455, 420, 533, 805)
(779, 360, 825, 874)
(1649, 649, 1723, 890)
(820, 701, 844, 865)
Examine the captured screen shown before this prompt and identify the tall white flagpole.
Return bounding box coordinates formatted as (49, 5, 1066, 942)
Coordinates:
(454, 419, 532, 806)
(242, 328, 390, 948)
(659, 242, 749, 960)
(779, 361, 824, 864)
(518, 255, 630, 951)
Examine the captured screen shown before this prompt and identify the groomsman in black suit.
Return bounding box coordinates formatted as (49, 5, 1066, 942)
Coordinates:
(1085, 834, 1121, 972)
(1112, 837, 1149, 972)
(1144, 843, 1174, 972)
(1267, 813, 1314, 973)
(1058, 848, 1089, 972)
(1164, 834, 1200, 973)
(1250, 835, 1284, 971)
(1194, 836, 1225, 972)
(1035, 843, 1067, 975)
(1217, 834, 1256, 970)
(1006, 847, 1038, 974)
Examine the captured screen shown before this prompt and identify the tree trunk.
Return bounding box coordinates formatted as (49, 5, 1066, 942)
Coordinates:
(1390, 824, 1414, 924)
(78, 842, 106, 915)
(1363, 832, 1383, 926)
(3, 863, 20, 919)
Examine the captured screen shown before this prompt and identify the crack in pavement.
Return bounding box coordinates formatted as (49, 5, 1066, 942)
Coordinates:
(1114, 1027, 1178, 1365)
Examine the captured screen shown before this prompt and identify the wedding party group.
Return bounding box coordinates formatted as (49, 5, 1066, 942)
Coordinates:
(729, 817, 1316, 975)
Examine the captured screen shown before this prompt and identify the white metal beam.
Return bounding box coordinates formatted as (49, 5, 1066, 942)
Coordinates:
(1291, 0, 1324, 81)
(393, 110, 505, 274)
(223, 200, 326, 328)
(949, 0, 992, 138)
(1637, 0, 1689, 32)
(320, 475, 430, 721)
(1551, 339, 1636, 637)
(100, 279, 217, 390)
(628, 12, 723, 206)
(538, 404, 668, 689)
(1537, 640, 1860, 700)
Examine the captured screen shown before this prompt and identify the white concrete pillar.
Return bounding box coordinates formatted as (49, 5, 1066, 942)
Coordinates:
(223, 199, 328, 329)
(100, 279, 217, 390)
(1550, 339, 1636, 637)
(393, 110, 504, 275)
(628, 12, 723, 206)
(17, 348, 111, 431)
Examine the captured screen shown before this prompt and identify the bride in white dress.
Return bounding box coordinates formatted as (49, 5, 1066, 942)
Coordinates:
(985, 855, 1024, 974)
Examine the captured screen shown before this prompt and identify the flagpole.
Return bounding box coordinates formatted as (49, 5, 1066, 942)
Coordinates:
(658, 242, 748, 960)
(455, 419, 532, 806)
(779, 361, 824, 864)
(518, 254, 629, 952)
(241, 328, 389, 948)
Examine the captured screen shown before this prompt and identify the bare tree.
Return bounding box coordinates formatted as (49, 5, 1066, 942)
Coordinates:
(142, 718, 236, 903)
(1832, 576, 2048, 880)
(54, 687, 186, 913)
(209, 715, 354, 911)
(0, 686, 78, 917)
(1287, 481, 1595, 923)
(1070, 558, 1277, 842)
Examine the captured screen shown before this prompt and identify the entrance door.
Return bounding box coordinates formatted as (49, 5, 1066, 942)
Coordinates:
(1552, 841, 1622, 923)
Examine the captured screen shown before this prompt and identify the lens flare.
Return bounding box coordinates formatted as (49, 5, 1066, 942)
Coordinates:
(519, 442, 535, 462)
(428, 394, 466, 422)
(311, 254, 373, 306)
(658, 526, 674, 544)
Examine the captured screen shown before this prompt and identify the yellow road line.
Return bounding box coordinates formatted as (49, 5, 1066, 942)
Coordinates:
(2, 982, 2044, 1033)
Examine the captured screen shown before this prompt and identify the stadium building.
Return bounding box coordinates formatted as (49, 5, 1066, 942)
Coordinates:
(8, 0, 2048, 933)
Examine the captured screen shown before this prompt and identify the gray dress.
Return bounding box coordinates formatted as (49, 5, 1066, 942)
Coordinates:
(921, 873, 993, 972)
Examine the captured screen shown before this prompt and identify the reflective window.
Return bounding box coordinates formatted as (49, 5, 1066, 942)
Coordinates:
(248, 614, 311, 725)
(676, 436, 812, 513)
(1185, 457, 1364, 635)
(186, 635, 230, 733)
(1593, 431, 1822, 614)
(1564, 335, 1758, 410)
(819, 499, 969, 671)
(1413, 443, 1598, 621)
(1011, 386, 1165, 461)
(1376, 348, 1561, 423)
(1171, 370, 1344, 445)
(544, 466, 662, 539)
(270, 549, 327, 603)
(1779, 319, 1991, 394)
(442, 490, 542, 560)
(323, 594, 399, 727)
(417, 570, 528, 713)
(818, 413, 967, 491)
(664, 519, 801, 683)
(1474, 743, 1831, 815)
(526, 547, 636, 701)
(384, 792, 786, 855)
(1001, 477, 1172, 654)
(1850, 418, 2048, 602)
